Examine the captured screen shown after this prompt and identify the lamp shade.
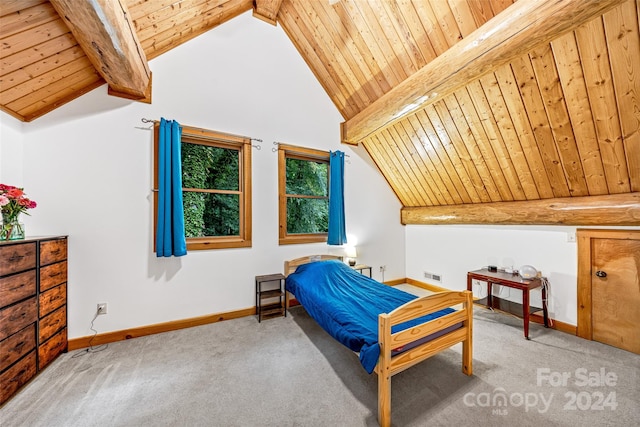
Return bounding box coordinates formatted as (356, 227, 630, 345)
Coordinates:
(345, 246, 357, 258)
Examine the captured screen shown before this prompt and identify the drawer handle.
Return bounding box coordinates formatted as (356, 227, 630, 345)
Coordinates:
(9, 253, 25, 262)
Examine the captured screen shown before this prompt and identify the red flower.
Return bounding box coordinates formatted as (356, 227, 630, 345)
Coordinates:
(6, 188, 23, 198)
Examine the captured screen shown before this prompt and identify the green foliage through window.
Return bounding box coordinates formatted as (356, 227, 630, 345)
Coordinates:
(181, 141, 240, 238)
(285, 157, 328, 235)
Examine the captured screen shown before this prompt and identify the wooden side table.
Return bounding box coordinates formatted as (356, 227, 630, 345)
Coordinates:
(255, 273, 286, 322)
(351, 264, 372, 278)
(467, 268, 548, 339)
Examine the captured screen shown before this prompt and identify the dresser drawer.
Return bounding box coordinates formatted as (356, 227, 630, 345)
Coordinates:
(40, 238, 67, 266)
(0, 350, 36, 405)
(0, 270, 36, 308)
(40, 261, 67, 292)
(0, 324, 36, 372)
(39, 284, 66, 318)
(0, 297, 37, 341)
(0, 242, 36, 277)
(39, 306, 66, 343)
(38, 328, 67, 370)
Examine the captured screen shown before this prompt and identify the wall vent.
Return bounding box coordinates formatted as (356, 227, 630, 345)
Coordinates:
(423, 271, 442, 282)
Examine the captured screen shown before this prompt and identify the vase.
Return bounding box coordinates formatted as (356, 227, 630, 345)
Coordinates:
(1, 213, 25, 240)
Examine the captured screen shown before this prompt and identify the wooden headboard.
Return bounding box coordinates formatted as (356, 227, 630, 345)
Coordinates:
(284, 254, 342, 276)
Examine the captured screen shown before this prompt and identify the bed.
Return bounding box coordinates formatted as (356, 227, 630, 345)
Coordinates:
(284, 255, 473, 427)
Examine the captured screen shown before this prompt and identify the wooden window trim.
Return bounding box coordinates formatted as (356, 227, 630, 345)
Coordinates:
(278, 143, 329, 245)
(153, 124, 252, 251)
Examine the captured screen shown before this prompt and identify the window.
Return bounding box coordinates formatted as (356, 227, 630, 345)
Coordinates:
(154, 124, 252, 250)
(278, 144, 329, 245)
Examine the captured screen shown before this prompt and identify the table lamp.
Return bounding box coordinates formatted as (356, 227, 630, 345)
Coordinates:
(345, 246, 357, 266)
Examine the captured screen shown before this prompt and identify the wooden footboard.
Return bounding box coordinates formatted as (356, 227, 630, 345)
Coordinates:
(376, 290, 473, 427)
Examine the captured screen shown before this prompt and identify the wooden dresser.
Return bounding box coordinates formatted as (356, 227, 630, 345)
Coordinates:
(0, 236, 68, 405)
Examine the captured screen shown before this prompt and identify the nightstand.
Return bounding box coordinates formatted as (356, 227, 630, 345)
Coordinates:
(351, 264, 372, 278)
(255, 273, 286, 322)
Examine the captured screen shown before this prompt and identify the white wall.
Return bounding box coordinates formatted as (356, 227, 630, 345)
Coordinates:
(405, 224, 639, 326)
(0, 11, 405, 339)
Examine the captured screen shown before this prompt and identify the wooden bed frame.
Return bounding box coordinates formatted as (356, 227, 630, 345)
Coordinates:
(284, 255, 473, 427)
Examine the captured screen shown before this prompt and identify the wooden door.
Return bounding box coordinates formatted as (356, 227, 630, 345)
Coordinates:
(577, 229, 640, 354)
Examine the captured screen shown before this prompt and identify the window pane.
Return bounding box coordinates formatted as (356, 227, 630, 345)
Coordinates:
(286, 158, 328, 196)
(286, 197, 328, 234)
(184, 192, 240, 237)
(182, 143, 239, 191)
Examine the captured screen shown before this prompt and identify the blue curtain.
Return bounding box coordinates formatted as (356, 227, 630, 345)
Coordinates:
(156, 118, 187, 257)
(328, 150, 347, 245)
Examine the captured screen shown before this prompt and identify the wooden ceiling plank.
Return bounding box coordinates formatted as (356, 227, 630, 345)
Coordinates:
(479, 72, 540, 200)
(334, 0, 394, 93)
(397, 120, 450, 205)
(396, 0, 437, 64)
(132, 0, 209, 32)
(49, 0, 150, 98)
(20, 76, 104, 122)
(136, 0, 252, 60)
(378, 128, 429, 206)
(0, 0, 46, 18)
(418, 108, 473, 204)
(509, 55, 572, 198)
(405, 114, 459, 205)
(529, 44, 590, 197)
(377, 0, 426, 71)
(0, 17, 70, 60)
(494, 65, 555, 199)
(414, 109, 469, 204)
(341, 0, 626, 144)
(389, 122, 440, 205)
(315, 0, 387, 101)
(465, 80, 527, 200)
(466, 0, 497, 28)
(351, 0, 409, 83)
(604, 0, 640, 192)
(1, 32, 77, 76)
(401, 192, 640, 226)
(551, 32, 609, 196)
(575, 18, 630, 194)
(133, 0, 238, 43)
(6, 66, 101, 114)
(411, 0, 451, 56)
(442, 93, 502, 202)
(4, 57, 97, 110)
(453, 87, 514, 201)
(1, 45, 86, 94)
(429, 100, 488, 203)
(253, 0, 283, 25)
(367, 0, 419, 75)
(488, 0, 514, 15)
(306, 0, 378, 108)
(0, 2, 57, 39)
(428, 0, 462, 47)
(447, 0, 478, 38)
(278, 3, 355, 118)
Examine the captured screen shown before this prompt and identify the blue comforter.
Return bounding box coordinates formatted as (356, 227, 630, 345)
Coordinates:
(286, 260, 453, 373)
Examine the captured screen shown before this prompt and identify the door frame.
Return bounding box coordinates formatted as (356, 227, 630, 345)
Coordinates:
(576, 228, 640, 340)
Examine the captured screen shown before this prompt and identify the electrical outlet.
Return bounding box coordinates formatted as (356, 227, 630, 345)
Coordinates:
(97, 303, 108, 315)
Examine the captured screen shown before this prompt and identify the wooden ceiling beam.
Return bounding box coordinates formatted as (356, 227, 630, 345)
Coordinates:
(50, 0, 151, 100)
(253, 0, 284, 26)
(401, 193, 640, 226)
(341, 0, 626, 144)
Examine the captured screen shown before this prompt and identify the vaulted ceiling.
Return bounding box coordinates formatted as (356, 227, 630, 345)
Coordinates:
(1, 0, 639, 225)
